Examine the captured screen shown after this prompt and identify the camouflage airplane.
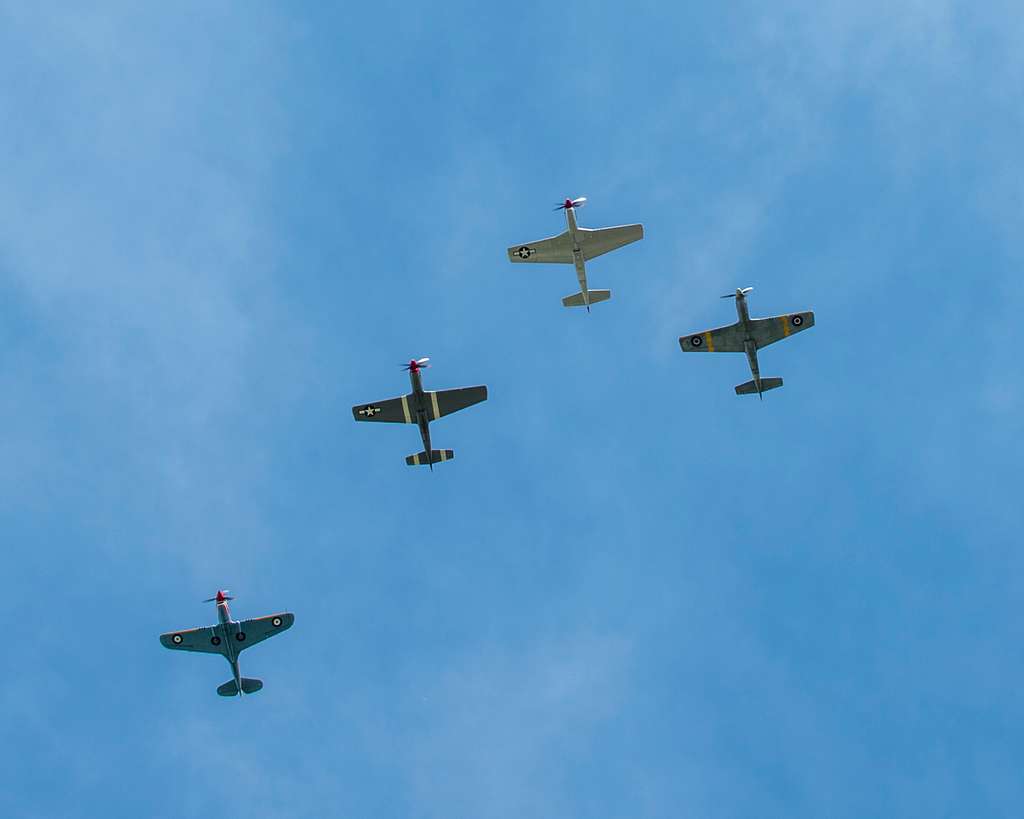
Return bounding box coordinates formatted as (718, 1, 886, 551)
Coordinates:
(506, 196, 643, 310)
(352, 357, 487, 468)
(679, 287, 815, 398)
(159, 590, 294, 697)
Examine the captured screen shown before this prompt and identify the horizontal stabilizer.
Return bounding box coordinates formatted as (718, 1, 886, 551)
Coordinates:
(561, 289, 611, 308)
(241, 678, 263, 694)
(217, 678, 263, 696)
(405, 449, 454, 466)
(735, 377, 783, 395)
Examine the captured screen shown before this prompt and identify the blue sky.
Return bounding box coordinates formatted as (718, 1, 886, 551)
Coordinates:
(1, 2, 1022, 817)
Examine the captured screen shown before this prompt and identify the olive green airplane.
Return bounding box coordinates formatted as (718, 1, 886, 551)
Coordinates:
(352, 357, 488, 468)
(159, 590, 294, 697)
(679, 287, 815, 398)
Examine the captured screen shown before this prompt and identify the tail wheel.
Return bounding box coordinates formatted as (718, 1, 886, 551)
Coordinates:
(236, 631, 246, 642)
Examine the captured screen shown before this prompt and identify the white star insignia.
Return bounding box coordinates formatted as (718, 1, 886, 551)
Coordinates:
(360, 405, 381, 417)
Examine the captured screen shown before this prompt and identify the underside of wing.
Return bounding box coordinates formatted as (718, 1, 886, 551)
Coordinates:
(236, 612, 295, 651)
(428, 385, 488, 420)
(507, 232, 573, 264)
(679, 322, 746, 352)
(352, 395, 414, 423)
(579, 224, 644, 261)
(750, 311, 815, 349)
(160, 626, 224, 654)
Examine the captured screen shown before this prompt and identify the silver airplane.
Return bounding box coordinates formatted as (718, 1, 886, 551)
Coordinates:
(352, 357, 487, 468)
(160, 590, 295, 697)
(679, 287, 815, 398)
(506, 196, 643, 310)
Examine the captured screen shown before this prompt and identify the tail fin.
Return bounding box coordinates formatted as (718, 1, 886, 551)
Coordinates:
(561, 289, 611, 308)
(405, 449, 454, 466)
(735, 377, 783, 396)
(216, 678, 263, 696)
(217, 678, 262, 696)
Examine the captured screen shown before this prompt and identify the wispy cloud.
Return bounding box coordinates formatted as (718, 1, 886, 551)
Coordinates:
(399, 632, 632, 819)
(0, 5, 312, 574)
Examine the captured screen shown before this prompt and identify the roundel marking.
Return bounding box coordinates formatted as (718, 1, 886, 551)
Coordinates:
(791, 315, 803, 326)
(272, 617, 283, 628)
(236, 631, 246, 642)
(211, 635, 221, 646)
(691, 335, 703, 347)
(516, 246, 534, 259)
(172, 634, 183, 644)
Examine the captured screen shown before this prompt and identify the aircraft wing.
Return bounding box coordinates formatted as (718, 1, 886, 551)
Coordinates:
(579, 224, 644, 261)
(507, 231, 573, 264)
(352, 395, 415, 423)
(236, 612, 295, 651)
(160, 626, 225, 655)
(427, 385, 488, 420)
(679, 322, 746, 352)
(750, 311, 815, 348)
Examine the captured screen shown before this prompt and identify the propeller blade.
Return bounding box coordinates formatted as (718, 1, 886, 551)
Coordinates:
(416, 357, 430, 365)
(554, 197, 587, 210)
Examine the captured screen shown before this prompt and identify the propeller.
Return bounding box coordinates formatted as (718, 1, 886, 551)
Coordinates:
(204, 590, 234, 603)
(554, 196, 587, 211)
(720, 287, 754, 299)
(402, 357, 431, 371)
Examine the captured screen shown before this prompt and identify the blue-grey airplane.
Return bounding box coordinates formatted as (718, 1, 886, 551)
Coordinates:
(159, 590, 294, 697)
(679, 287, 815, 397)
(506, 197, 643, 310)
(352, 357, 487, 468)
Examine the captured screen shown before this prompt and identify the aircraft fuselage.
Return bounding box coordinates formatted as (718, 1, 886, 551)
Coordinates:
(733, 291, 763, 395)
(214, 599, 245, 693)
(408, 368, 434, 467)
(564, 206, 590, 306)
